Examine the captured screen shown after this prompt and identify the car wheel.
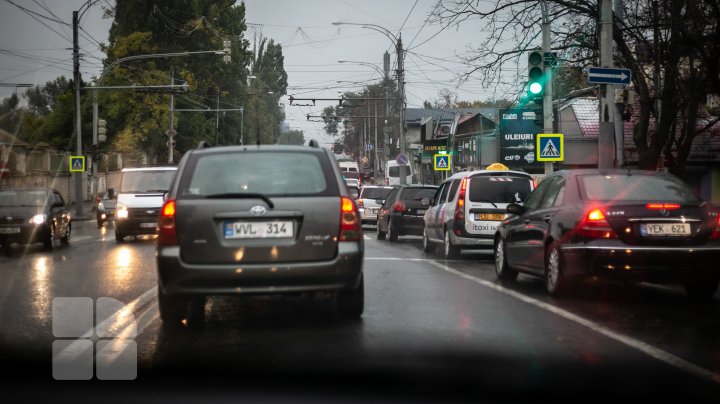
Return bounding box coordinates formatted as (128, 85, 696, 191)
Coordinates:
(115, 230, 124, 243)
(376, 219, 386, 240)
(60, 225, 70, 247)
(337, 276, 364, 319)
(422, 228, 436, 253)
(495, 237, 518, 281)
(545, 243, 568, 295)
(684, 277, 719, 302)
(387, 219, 398, 241)
(43, 226, 54, 250)
(443, 229, 459, 259)
(158, 285, 188, 326)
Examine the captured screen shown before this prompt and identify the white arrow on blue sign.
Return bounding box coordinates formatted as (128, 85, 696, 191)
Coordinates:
(588, 67, 631, 85)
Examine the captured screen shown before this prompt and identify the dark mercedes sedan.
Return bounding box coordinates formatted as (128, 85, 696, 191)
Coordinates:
(0, 188, 71, 252)
(493, 169, 720, 299)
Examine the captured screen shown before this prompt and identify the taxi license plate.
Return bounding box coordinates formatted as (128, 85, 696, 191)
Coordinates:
(640, 223, 690, 236)
(140, 223, 157, 228)
(476, 213, 505, 221)
(0, 227, 20, 234)
(224, 221, 294, 239)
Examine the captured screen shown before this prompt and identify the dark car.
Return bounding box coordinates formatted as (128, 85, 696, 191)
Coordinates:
(0, 188, 71, 252)
(493, 169, 720, 299)
(155, 141, 364, 326)
(376, 185, 438, 241)
(96, 191, 117, 228)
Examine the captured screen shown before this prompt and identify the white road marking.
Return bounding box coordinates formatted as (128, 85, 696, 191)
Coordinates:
(365, 257, 469, 262)
(72, 236, 92, 242)
(426, 260, 720, 385)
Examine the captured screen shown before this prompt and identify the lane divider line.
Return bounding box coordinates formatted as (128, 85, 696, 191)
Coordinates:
(425, 260, 720, 385)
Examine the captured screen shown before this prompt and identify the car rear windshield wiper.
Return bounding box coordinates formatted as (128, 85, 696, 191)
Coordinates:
(204, 192, 275, 209)
(472, 199, 498, 208)
(143, 189, 167, 193)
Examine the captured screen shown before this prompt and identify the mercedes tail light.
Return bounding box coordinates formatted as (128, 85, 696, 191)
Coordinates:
(158, 199, 178, 246)
(578, 208, 617, 239)
(339, 197, 361, 241)
(711, 215, 720, 240)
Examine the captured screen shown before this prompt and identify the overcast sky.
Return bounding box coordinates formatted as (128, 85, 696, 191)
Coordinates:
(0, 0, 520, 145)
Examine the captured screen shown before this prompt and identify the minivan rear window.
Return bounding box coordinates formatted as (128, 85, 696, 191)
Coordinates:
(361, 187, 393, 200)
(579, 174, 700, 202)
(401, 187, 437, 201)
(468, 176, 533, 204)
(180, 151, 338, 197)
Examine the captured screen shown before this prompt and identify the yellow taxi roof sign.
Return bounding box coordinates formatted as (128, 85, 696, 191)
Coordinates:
(485, 163, 509, 171)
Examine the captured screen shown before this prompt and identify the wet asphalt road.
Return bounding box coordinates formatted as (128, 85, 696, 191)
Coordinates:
(1, 220, 720, 402)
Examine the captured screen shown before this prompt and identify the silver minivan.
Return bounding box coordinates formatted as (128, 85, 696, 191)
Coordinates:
(357, 185, 394, 224)
(422, 168, 535, 258)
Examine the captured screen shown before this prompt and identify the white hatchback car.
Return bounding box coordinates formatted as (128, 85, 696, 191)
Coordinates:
(357, 185, 394, 224)
(422, 168, 535, 258)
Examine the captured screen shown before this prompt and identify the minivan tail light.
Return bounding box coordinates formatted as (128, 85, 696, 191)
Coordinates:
(578, 208, 617, 239)
(454, 177, 468, 222)
(158, 199, 178, 246)
(392, 201, 406, 212)
(711, 215, 720, 240)
(339, 197, 361, 241)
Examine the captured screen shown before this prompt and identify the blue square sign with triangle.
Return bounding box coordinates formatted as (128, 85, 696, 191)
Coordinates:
(536, 134, 564, 162)
(433, 154, 450, 171)
(69, 156, 85, 172)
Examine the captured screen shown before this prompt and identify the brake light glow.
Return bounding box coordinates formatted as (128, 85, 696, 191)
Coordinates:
(646, 203, 681, 210)
(339, 196, 361, 241)
(454, 177, 468, 223)
(356, 198, 364, 208)
(578, 208, 617, 239)
(711, 215, 720, 240)
(158, 199, 178, 246)
(392, 201, 406, 212)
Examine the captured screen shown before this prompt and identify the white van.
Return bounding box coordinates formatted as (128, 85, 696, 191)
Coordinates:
(385, 161, 413, 185)
(338, 161, 359, 174)
(114, 166, 177, 242)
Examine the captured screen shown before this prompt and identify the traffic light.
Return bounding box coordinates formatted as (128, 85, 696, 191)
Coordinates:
(527, 50, 544, 99)
(97, 119, 107, 143)
(533, 102, 544, 127)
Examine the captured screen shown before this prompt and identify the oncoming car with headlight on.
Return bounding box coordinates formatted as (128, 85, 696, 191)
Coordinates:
(0, 188, 71, 252)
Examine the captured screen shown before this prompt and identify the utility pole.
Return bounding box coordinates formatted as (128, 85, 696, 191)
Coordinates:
(397, 35, 407, 184)
(72, 11, 84, 216)
(598, 0, 615, 169)
(541, 0, 553, 175)
(614, 0, 625, 167)
(168, 67, 175, 163)
(215, 87, 220, 145)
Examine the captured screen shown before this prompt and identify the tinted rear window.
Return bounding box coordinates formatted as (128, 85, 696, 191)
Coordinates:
(468, 176, 533, 204)
(361, 187, 393, 199)
(401, 187, 437, 201)
(579, 174, 700, 202)
(180, 151, 338, 197)
(343, 172, 360, 179)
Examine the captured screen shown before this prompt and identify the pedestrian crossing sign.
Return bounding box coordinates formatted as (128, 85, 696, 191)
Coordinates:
(434, 154, 450, 171)
(69, 156, 85, 172)
(536, 134, 564, 162)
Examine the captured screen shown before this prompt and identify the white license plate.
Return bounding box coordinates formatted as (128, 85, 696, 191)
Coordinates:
(370, 209, 377, 215)
(224, 221, 294, 239)
(140, 223, 157, 228)
(0, 227, 20, 234)
(640, 223, 690, 236)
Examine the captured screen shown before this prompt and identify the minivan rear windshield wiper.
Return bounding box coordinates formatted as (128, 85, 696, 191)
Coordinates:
(472, 199, 498, 208)
(204, 192, 274, 209)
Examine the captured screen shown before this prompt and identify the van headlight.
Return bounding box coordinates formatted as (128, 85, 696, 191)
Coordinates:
(29, 214, 47, 224)
(116, 204, 129, 219)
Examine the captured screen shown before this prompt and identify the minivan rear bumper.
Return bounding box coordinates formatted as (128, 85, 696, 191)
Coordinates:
(156, 242, 363, 296)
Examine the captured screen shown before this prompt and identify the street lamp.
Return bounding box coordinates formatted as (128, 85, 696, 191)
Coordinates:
(338, 60, 386, 79)
(332, 21, 407, 184)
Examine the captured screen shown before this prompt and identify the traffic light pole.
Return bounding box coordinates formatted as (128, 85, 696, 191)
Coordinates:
(598, 0, 615, 169)
(541, 0, 553, 175)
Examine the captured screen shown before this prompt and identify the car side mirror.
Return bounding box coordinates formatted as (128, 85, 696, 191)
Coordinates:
(421, 198, 430, 206)
(507, 203, 525, 215)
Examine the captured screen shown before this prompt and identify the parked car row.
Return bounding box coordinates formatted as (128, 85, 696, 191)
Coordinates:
(370, 166, 720, 300)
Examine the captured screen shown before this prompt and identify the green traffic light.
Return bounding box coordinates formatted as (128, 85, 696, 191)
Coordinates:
(529, 82, 543, 95)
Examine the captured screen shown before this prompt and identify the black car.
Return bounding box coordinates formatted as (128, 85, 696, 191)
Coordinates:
(493, 169, 720, 298)
(0, 188, 71, 252)
(155, 141, 364, 326)
(376, 185, 438, 241)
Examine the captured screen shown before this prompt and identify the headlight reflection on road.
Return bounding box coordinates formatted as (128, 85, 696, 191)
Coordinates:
(32, 256, 52, 322)
(108, 247, 137, 287)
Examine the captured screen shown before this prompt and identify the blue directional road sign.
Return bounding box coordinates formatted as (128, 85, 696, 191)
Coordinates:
(588, 67, 631, 85)
(69, 156, 85, 172)
(536, 134, 564, 162)
(433, 154, 450, 171)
